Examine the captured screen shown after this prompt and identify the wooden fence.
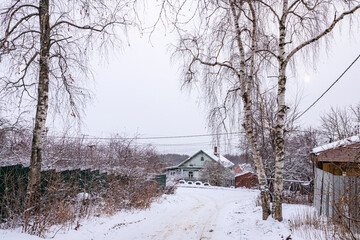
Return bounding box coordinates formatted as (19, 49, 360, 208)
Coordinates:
(0, 164, 166, 221)
(314, 167, 360, 232)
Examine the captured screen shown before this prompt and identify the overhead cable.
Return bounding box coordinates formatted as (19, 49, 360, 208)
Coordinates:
(50, 131, 245, 140)
(298, 53, 360, 119)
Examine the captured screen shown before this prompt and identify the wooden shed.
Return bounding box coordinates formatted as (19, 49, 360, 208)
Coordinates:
(312, 136, 360, 232)
(235, 172, 258, 189)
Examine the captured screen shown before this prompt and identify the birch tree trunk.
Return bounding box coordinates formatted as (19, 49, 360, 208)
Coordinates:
(230, 0, 271, 220)
(273, 0, 288, 222)
(24, 0, 50, 230)
(243, 99, 272, 220)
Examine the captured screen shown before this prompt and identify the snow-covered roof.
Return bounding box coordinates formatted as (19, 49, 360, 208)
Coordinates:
(235, 171, 252, 177)
(236, 163, 254, 172)
(312, 135, 360, 154)
(203, 150, 234, 168)
(166, 149, 234, 169)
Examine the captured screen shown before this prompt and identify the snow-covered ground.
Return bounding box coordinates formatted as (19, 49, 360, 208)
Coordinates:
(1, 186, 315, 240)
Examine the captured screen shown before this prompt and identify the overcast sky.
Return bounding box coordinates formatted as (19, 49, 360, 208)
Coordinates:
(81, 11, 360, 155)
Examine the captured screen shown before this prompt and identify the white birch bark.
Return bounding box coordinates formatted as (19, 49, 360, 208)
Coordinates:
(272, 0, 360, 222)
(230, 0, 271, 220)
(24, 0, 50, 230)
(272, 0, 288, 222)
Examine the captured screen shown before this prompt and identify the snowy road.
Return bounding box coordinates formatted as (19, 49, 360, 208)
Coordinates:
(60, 186, 293, 240)
(143, 187, 253, 240)
(1, 186, 302, 240)
(96, 186, 260, 240)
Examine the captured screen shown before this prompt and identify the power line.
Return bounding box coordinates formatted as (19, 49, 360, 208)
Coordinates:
(51, 53, 360, 142)
(49, 131, 245, 140)
(298, 53, 360, 119)
(49, 55, 359, 144)
(137, 138, 241, 146)
(48, 128, 323, 142)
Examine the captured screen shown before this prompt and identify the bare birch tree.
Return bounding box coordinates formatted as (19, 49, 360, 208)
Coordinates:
(161, 0, 360, 221)
(256, 0, 360, 221)
(0, 0, 135, 230)
(159, 0, 273, 219)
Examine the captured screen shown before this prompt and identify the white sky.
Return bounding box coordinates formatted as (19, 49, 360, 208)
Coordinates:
(293, 29, 360, 128)
(81, 9, 360, 155)
(84, 30, 212, 154)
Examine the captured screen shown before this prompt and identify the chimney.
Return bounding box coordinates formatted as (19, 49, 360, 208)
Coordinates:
(214, 146, 218, 156)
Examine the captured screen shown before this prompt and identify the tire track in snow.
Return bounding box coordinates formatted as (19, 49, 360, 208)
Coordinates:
(105, 187, 259, 240)
(151, 187, 234, 240)
(152, 190, 211, 240)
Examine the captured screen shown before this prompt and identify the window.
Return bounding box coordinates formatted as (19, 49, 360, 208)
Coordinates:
(201, 156, 204, 161)
(188, 171, 194, 179)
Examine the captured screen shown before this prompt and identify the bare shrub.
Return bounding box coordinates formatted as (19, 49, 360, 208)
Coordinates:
(0, 132, 168, 237)
(200, 161, 234, 187)
(164, 183, 177, 195)
(282, 190, 310, 205)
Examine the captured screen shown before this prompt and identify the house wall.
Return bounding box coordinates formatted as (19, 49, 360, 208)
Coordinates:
(166, 168, 201, 180)
(318, 162, 360, 176)
(166, 151, 224, 181)
(235, 173, 258, 188)
(235, 166, 243, 174)
(181, 169, 200, 180)
(182, 152, 212, 168)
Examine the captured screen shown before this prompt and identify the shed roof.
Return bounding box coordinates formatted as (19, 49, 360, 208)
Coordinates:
(312, 135, 360, 154)
(235, 171, 252, 178)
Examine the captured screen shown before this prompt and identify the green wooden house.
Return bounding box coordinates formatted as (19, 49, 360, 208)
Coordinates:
(166, 148, 234, 181)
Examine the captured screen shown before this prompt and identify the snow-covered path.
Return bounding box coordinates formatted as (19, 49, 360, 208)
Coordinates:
(89, 187, 261, 240)
(1, 186, 304, 240)
(140, 187, 255, 240)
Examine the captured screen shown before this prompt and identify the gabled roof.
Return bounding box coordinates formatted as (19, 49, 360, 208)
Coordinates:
(202, 150, 234, 168)
(166, 149, 234, 169)
(312, 135, 360, 154)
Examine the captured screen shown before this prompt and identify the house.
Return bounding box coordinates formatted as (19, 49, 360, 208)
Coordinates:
(234, 165, 243, 174)
(234, 163, 253, 174)
(235, 171, 258, 189)
(166, 147, 234, 181)
(312, 135, 360, 232)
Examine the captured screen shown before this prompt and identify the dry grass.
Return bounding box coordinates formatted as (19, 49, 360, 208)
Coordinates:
(283, 190, 311, 205)
(289, 207, 358, 240)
